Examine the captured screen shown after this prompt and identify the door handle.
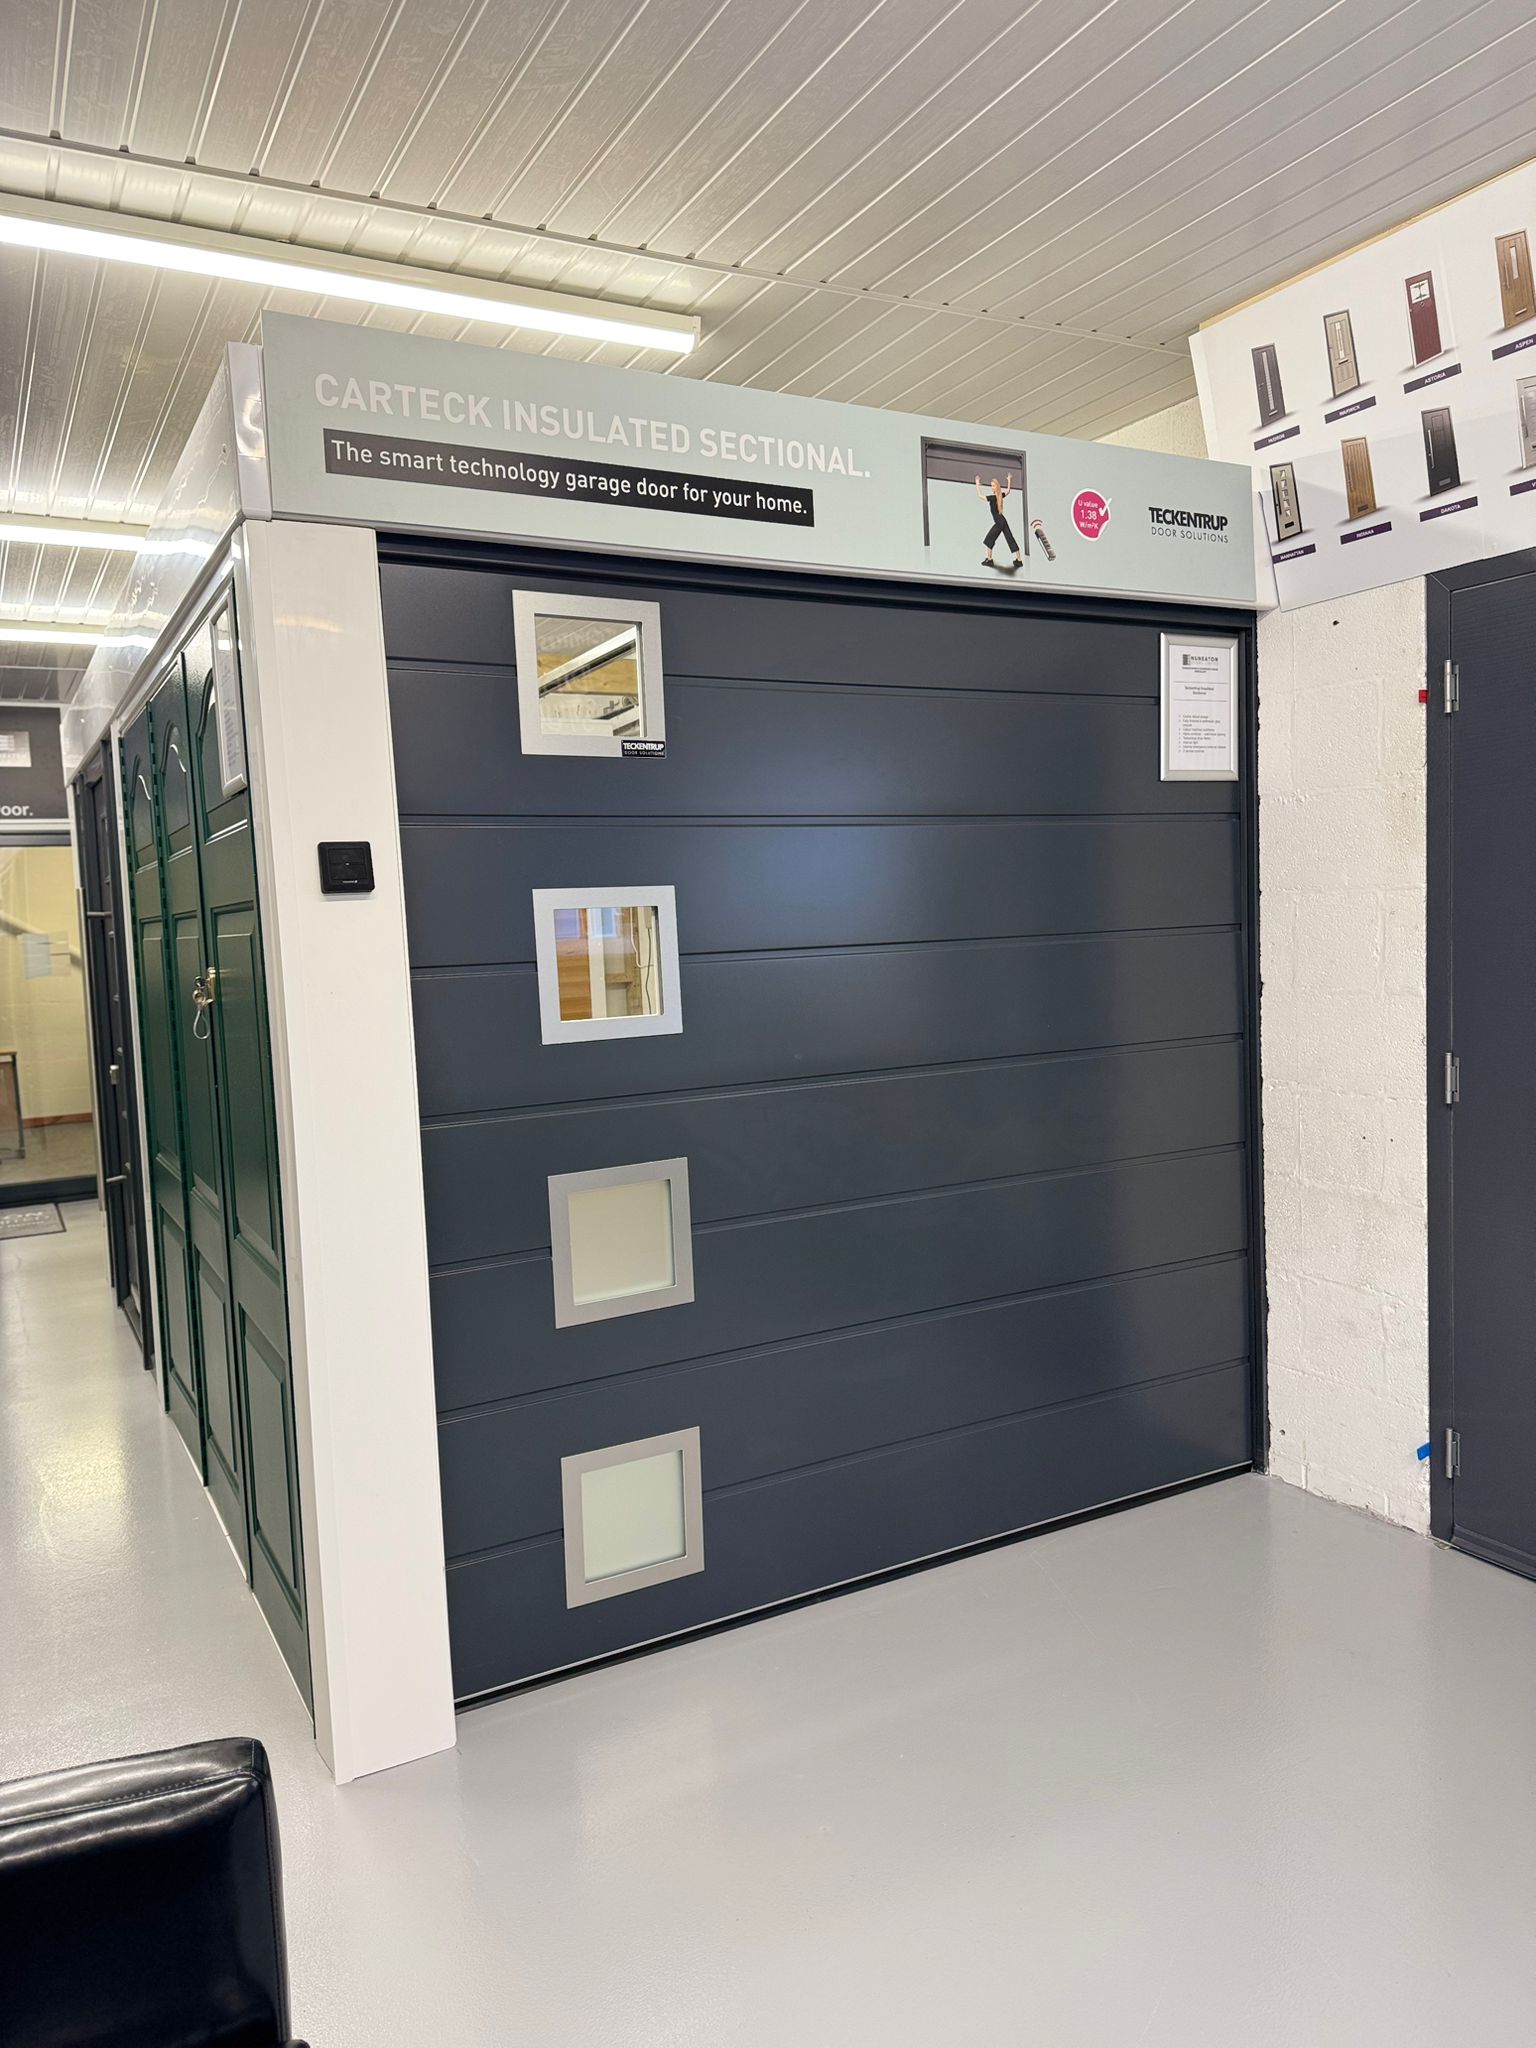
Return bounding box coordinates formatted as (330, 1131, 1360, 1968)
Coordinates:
(103, 1173, 129, 1187)
(191, 967, 218, 1040)
(108, 1062, 121, 1086)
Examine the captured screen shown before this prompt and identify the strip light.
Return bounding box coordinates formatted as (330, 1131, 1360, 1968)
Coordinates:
(0, 193, 700, 356)
(0, 515, 147, 554)
(0, 624, 105, 647)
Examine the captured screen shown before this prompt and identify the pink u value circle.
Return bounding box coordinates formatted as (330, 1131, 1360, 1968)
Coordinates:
(1072, 490, 1110, 539)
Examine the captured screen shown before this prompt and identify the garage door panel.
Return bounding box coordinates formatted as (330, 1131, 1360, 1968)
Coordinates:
(389, 666, 1238, 821)
(444, 1361, 1252, 1697)
(439, 1258, 1251, 1557)
(422, 1040, 1247, 1265)
(431, 1148, 1248, 1412)
(402, 818, 1240, 968)
(380, 559, 1163, 696)
(384, 548, 1256, 1698)
(410, 928, 1245, 1116)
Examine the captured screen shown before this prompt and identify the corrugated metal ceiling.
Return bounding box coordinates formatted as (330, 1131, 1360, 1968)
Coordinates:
(4, 0, 1536, 694)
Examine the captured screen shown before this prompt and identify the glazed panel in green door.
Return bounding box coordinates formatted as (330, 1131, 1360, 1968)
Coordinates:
(122, 701, 202, 1467)
(151, 659, 249, 1561)
(189, 604, 310, 1702)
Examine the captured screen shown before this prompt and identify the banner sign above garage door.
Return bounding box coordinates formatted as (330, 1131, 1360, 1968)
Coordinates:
(258, 314, 1254, 609)
(1192, 156, 1536, 609)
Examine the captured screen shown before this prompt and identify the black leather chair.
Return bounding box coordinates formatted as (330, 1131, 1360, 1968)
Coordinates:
(0, 1737, 307, 2046)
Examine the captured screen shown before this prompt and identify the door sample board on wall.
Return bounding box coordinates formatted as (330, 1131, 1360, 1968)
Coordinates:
(1270, 462, 1302, 540)
(1324, 311, 1360, 397)
(1342, 437, 1377, 520)
(1428, 552, 1536, 1580)
(1194, 155, 1536, 608)
(1423, 408, 1461, 496)
(383, 545, 1261, 1699)
(1495, 231, 1536, 328)
(1407, 272, 1443, 364)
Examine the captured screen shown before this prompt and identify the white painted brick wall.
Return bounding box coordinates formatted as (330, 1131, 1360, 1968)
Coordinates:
(1101, 398, 1430, 1532)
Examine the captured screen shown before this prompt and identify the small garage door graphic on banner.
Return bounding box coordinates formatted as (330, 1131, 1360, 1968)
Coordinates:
(257, 313, 1256, 610)
(1192, 154, 1536, 607)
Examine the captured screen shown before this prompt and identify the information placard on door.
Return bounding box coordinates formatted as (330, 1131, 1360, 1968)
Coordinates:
(1160, 633, 1239, 782)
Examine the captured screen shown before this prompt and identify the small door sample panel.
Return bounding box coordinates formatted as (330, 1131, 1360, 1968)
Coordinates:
(1341, 437, 1376, 520)
(1252, 343, 1285, 425)
(1496, 231, 1536, 328)
(1269, 462, 1302, 541)
(1518, 375, 1536, 469)
(1323, 311, 1359, 397)
(1406, 272, 1442, 364)
(384, 553, 1258, 1699)
(1423, 407, 1461, 496)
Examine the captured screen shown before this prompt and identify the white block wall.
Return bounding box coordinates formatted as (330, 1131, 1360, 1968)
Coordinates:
(1102, 399, 1430, 1531)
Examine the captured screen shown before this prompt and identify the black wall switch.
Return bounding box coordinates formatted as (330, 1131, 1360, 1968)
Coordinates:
(318, 841, 375, 894)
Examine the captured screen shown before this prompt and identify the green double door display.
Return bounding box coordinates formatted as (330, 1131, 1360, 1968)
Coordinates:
(121, 597, 310, 1705)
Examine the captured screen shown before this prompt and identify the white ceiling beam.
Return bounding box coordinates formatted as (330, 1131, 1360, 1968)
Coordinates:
(0, 190, 701, 356)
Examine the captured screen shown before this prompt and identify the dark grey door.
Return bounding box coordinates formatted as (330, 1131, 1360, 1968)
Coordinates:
(1253, 344, 1285, 425)
(1423, 408, 1460, 496)
(384, 551, 1259, 1697)
(1429, 556, 1536, 1577)
(73, 744, 151, 1356)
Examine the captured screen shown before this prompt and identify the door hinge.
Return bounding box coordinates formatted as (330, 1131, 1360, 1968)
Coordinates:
(1444, 1051, 1460, 1105)
(1443, 659, 1459, 713)
(1445, 1427, 1461, 1480)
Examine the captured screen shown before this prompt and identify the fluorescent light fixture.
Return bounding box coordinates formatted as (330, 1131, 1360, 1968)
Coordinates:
(0, 514, 148, 554)
(0, 624, 105, 647)
(0, 193, 700, 356)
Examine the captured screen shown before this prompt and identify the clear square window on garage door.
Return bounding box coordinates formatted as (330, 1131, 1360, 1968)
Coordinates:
(513, 590, 665, 756)
(532, 885, 682, 1044)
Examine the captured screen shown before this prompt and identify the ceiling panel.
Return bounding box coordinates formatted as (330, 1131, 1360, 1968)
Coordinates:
(4, 0, 1536, 689)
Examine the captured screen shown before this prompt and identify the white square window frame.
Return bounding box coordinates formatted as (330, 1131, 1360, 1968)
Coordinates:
(548, 1155, 695, 1329)
(561, 1426, 705, 1607)
(513, 588, 666, 758)
(532, 883, 683, 1045)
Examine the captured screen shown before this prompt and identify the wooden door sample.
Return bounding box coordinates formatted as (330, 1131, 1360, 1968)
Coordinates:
(1496, 232, 1536, 328)
(1406, 273, 1442, 364)
(1341, 437, 1376, 520)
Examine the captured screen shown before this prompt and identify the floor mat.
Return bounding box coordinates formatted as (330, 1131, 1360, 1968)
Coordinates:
(0, 1203, 65, 1240)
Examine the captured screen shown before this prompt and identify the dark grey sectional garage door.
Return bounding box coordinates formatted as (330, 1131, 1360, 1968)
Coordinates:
(380, 546, 1259, 1699)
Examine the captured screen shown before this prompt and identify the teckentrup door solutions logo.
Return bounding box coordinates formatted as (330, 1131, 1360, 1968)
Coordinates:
(1148, 505, 1230, 543)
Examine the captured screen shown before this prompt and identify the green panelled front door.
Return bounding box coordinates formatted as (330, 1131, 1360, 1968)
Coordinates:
(185, 605, 310, 1699)
(123, 694, 204, 1470)
(120, 596, 310, 1708)
(152, 653, 252, 1567)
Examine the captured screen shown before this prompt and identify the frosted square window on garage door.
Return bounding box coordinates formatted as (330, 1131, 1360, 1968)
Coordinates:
(561, 1427, 704, 1607)
(548, 1156, 695, 1328)
(532, 885, 682, 1044)
(513, 590, 665, 756)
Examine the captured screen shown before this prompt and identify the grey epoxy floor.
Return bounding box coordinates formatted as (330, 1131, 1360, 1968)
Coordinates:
(4, 1206, 1536, 2046)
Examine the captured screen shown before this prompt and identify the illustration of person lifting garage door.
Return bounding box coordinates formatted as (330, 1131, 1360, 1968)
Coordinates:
(976, 471, 1023, 568)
